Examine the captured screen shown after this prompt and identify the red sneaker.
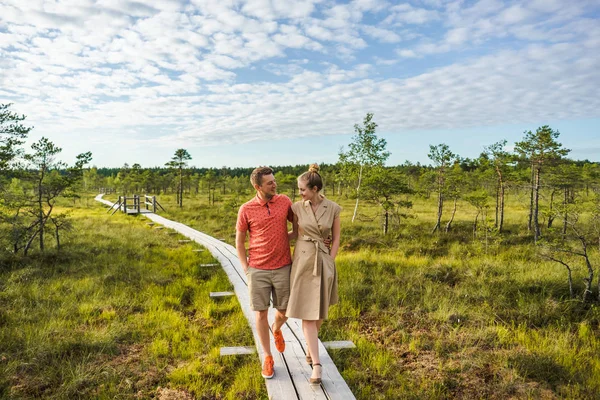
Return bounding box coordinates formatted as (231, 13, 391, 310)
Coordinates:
(262, 355, 274, 379)
(272, 323, 285, 353)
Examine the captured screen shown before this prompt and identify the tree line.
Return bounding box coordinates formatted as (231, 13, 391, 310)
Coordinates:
(2, 106, 599, 301)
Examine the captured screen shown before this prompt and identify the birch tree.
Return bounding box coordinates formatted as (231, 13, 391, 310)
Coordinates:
(338, 113, 389, 223)
(484, 140, 511, 232)
(428, 143, 457, 233)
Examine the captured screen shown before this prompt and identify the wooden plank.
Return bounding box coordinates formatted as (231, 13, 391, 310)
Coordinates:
(192, 249, 205, 252)
(199, 263, 219, 267)
(323, 341, 356, 350)
(270, 315, 328, 399)
(220, 346, 256, 356)
(210, 291, 235, 298)
(286, 318, 357, 399)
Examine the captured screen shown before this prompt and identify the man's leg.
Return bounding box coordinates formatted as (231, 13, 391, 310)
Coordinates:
(271, 265, 291, 353)
(256, 310, 271, 357)
(273, 308, 287, 331)
(248, 267, 275, 378)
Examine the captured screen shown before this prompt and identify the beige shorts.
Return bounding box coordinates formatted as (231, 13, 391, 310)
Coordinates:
(246, 264, 291, 311)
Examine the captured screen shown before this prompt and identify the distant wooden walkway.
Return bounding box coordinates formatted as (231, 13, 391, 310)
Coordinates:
(95, 195, 356, 400)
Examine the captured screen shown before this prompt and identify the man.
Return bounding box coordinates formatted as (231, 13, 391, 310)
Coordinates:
(236, 166, 292, 379)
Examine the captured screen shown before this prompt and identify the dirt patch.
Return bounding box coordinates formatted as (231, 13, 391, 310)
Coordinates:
(156, 386, 194, 400)
(353, 311, 560, 399)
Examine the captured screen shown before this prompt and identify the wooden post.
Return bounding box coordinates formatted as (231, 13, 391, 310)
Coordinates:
(153, 196, 156, 213)
(123, 196, 127, 213)
(136, 195, 140, 213)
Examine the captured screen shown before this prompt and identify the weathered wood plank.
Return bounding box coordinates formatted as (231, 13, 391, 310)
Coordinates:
(209, 291, 235, 298)
(323, 341, 356, 350)
(220, 346, 256, 356)
(286, 319, 357, 399)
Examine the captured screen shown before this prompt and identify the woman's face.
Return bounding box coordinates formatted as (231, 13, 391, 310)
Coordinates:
(298, 178, 318, 202)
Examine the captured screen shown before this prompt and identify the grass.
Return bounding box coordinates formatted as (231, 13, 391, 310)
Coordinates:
(120, 188, 600, 399)
(5, 189, 599, 399)
(0, 197, 266, 399)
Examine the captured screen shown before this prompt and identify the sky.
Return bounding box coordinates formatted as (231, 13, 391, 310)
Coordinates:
(1, 0, 599, 169)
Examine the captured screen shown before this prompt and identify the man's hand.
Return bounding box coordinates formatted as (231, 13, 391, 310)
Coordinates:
(241, 257, 249, 273)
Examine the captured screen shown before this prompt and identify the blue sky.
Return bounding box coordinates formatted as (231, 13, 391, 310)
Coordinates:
(0, 0, 598, 168)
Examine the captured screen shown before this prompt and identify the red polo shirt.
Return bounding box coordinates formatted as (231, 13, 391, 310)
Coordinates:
(236, 194, 293, 270)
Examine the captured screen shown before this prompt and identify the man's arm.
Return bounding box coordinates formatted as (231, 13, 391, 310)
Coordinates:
(235, 229, 249, 272)
(288, 213, 298, 241)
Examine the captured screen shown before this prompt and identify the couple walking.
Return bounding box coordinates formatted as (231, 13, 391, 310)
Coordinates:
(235, 164, 341, 386)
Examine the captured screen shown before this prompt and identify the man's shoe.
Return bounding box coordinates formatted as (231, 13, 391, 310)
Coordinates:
(272, 323, 285, 353)
(262, 355, 274, 379)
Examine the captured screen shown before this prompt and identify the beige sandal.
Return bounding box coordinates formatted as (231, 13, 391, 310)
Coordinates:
(309, 363, 322, 385)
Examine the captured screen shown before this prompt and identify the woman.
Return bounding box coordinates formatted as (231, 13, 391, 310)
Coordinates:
(287, 163, 341, 385)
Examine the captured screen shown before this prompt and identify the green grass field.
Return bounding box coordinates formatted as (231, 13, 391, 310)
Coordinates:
(0, 199, 266, 399)
(1, 189, 599, 399)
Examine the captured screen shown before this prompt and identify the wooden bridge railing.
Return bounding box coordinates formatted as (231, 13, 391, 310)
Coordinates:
(107, 194, 165, 215)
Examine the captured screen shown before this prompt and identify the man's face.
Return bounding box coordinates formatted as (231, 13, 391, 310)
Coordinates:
(256, 173, 277, 199)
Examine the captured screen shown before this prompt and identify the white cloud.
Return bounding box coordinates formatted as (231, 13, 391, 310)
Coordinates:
(397, 49, 418, 58)
(0, 0, 598, 163)
(273, 24, 323, 50)
(361, 25, 401, 43)
(385, 4, 439, 25)
(498, 5, 531, 25)
(373, 56, 398, 65)
(445, 27, 469, 45)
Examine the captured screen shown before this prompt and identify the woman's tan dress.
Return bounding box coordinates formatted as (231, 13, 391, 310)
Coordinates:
(286, 196, 341, 320)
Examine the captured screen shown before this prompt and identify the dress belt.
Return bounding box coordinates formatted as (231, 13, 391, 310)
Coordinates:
(300, 235, 327, 276)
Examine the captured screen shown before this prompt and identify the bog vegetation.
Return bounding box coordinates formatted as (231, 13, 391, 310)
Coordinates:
(1, 104, 599, 399)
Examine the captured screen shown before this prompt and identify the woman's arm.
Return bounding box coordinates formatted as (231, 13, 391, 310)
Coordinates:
(329, 215, 341, 259)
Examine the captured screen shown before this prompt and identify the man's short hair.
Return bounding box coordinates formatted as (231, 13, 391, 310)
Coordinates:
(250, 166, 274, 187)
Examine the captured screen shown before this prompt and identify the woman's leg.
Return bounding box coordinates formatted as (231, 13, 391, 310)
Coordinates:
(303, 320, 321, 380)
(305, 319, 324, 360)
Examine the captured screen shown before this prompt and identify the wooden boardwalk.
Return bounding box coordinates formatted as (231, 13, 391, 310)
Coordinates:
(95, 195, 355, 400)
